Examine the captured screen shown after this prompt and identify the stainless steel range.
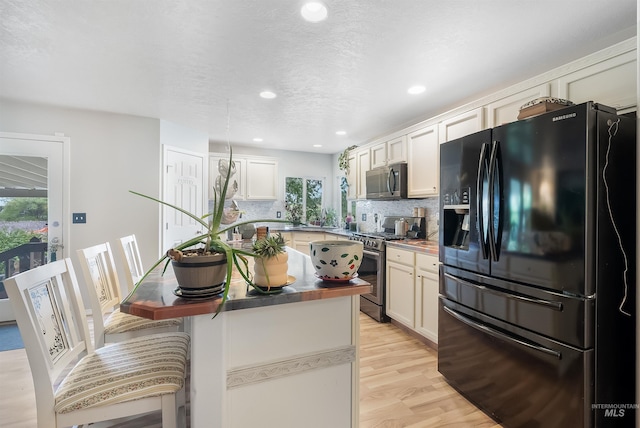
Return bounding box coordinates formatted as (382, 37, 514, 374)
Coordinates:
(350, 216, 426, 322)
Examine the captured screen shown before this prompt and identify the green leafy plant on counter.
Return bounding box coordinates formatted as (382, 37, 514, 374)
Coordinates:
(251, 233, 287, 259)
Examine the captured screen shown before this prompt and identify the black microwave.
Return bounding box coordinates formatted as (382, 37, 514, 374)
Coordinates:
(365, 163, 408, 200)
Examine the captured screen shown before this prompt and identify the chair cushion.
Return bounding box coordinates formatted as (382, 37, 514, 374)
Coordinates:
(54, 332, 189, 414)
(104, 309, 182, 334)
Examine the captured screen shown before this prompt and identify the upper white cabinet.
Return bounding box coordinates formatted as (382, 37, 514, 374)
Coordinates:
(346, 152, 357, 200)
(438, 107, 485, 144)
(487, 84, 550, 128)
(209, 153, 278, 201)
(557, 50, 637, 112)
(356, 149, 370, 200)
(407, 124, 439, 198)
(245, 158, 278, 200)
(370, 136, 407, 169)
(370, 142, 386, 169)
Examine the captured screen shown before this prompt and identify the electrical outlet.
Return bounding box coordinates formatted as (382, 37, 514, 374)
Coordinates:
(362, 213, 367, 221)
(73, 213, 86, 224)
(276, 211, 281, 218)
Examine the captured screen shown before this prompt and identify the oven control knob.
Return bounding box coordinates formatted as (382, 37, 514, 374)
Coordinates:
(372, 241, 378, 249)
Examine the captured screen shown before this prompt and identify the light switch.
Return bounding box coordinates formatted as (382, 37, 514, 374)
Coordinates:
(73, 213, 86, 224)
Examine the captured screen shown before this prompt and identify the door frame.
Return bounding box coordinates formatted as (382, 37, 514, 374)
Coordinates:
(0, 132, 70, 322)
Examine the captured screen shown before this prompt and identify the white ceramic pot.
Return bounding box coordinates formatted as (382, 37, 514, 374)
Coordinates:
(253, 252, 289, 287)
(309, 240, 363, 281)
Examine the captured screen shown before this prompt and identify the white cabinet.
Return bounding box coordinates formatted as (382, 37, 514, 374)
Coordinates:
(370, 142, 387, 169)
(346, 152, 357, 200)
(209, 154, 278, 201)
(486, 84, 550, 128)
(245, 158, 278, 200)
(386, 246, 440, 343)
(385, 247, 415, 328)
(414, 253, 439, 343)
(407, 124, 439, 197)
(292, 232, 326, 256)
(557, 50, 637, 112)
(386, 136, 407, 165)
(370, 136, 407, 168)
(356, 149, 370, 200)
(438, 107, 485, 144)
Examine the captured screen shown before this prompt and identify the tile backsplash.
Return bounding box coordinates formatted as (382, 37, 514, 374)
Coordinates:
(352, 198, 439, 236)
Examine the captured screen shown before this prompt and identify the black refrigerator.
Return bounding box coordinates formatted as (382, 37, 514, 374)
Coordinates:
(438, 102, 636, 428)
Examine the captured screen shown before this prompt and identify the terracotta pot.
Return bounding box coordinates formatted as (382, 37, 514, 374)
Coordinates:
(171, 252, 227, 290)
(253, 252, 289, 288)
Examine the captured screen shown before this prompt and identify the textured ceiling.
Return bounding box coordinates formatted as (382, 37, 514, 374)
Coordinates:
(0, 0, 637, 154)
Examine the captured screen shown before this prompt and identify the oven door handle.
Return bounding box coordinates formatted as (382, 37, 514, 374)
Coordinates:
(442, 305, 562, 360)
(363, 249, 382, 259)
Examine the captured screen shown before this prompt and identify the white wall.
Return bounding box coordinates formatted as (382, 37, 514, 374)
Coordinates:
(0, 99, 168, 303)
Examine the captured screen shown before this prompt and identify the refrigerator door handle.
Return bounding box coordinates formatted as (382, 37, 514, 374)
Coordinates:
(476, 143, 490, 260)
(487, 140, 502, 261)
(443, 305, 562, 359)
(443, 272, 564, 311)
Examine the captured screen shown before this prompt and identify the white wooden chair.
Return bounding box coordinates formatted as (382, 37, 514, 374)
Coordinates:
(76, 242, 182, 348)
(3, 258, 189, 428)
(117, 234, 144, 293)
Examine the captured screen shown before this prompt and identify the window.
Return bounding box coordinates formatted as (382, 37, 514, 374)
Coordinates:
(285, 177, 324, 224)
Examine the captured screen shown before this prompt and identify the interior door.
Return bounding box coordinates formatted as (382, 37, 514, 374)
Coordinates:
(162, 145, 206, 253)
(0, 132, 68, 322)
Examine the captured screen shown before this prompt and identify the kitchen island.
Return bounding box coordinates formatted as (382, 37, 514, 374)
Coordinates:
(121, 247, 371, 428)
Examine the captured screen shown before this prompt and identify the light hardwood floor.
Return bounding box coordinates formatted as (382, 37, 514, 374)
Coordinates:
(0, 314, 502, 427)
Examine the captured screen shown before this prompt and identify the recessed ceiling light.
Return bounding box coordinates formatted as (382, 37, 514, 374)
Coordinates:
(260, 91, 276, 99)
(313, 144, 322, 148)
(336, 130, 347, 136)
(301, 2, 328, 23)
(407, 85, 426, 95)
(253, 138, 263, 142)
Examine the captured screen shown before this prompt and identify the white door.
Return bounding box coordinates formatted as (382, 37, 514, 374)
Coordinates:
(162, 146, 206, 253)
(0, 132, 68, 322)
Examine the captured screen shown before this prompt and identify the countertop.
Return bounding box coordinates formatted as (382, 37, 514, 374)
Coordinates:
(274, 226, 439, 255)
(385, 239, 439, 256)
(120, 247, 371, 320)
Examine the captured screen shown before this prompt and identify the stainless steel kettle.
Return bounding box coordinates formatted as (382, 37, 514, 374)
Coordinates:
(394, 218, 408, 236)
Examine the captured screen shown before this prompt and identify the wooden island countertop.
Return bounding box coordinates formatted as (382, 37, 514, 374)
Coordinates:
(120, 246, 372, 320)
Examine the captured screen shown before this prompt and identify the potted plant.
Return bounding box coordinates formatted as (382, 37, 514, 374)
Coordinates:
(123, 147, 288, 311)
(337, 145, 358, 176)
(251, 233, 289, 291)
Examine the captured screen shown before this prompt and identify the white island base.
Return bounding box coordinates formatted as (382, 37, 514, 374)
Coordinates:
(189, 296, 360, 428)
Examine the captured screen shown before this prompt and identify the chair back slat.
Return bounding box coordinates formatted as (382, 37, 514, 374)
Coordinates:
(118, 234, 144, 292)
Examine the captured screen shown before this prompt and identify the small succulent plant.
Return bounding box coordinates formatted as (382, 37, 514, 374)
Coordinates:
(251, 233, 287, 259)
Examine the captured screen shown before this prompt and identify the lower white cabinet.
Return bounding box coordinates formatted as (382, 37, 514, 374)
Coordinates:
(386, 247, 415, 327)
(386, 246, 439, 343)
(414, 253, 439, 343)
(292, 232, 326, 255)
